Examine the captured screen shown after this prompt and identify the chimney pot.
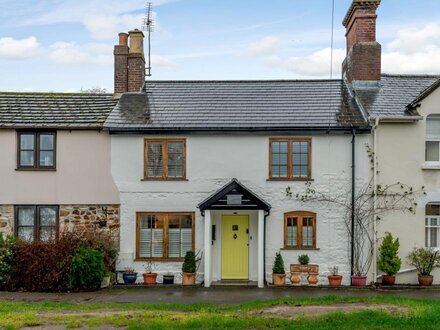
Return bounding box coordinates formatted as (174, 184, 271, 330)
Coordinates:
(118, 33, 129, 46)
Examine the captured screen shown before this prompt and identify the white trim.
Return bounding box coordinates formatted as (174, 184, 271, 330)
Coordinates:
(257, 210, 264, 288)
(204, 210, 212, 287)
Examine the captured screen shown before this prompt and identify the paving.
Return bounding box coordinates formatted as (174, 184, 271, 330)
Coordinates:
(1, 286, 440, 304)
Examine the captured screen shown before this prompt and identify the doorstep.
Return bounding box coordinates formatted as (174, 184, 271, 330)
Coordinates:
(211, 280, 258, 287)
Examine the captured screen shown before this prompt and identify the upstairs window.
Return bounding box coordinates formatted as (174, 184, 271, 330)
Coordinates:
(426, 204, 440, 248)
(136, 212, 194, 260)
(269, 138, 311, 180)
(144, 139, 186, 180)
(284, 211, 317, 249)
(15, 205, 58, 241)
(426, 116, 440, 163)
(17, 132, 56, 169)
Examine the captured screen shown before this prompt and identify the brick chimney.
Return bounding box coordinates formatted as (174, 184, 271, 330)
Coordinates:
(342, 0, 381, 84)
(114, 29, 146, 96)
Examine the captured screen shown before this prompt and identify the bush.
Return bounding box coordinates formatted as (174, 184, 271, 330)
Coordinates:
(182, 251, 197, 273)
(0, 235, 16, 288)
(68, 247, 105, 291)
(272, 252, 285, 274)
(378, 232, 401, 276)
(298, 254, 309, 265)
(407, 247, 440, 276)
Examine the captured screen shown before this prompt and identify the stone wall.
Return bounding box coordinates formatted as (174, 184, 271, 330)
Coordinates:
(0, 205, 14, 237)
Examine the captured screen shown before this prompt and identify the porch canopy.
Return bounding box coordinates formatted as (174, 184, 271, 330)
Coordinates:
(197, 179, 271, 288)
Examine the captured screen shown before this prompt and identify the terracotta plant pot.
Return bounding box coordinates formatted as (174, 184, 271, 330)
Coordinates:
(381, 275, 396, 286)
(182, 272, 196, 285)
(272, 273, 286, 286)
(299, 265, 309, 272)
(143, 273, 158, 285)
(308, 264, 319, 273)
(327, 275, 343, 287)
(290, 264, 301, 273)
(418, 275, 434, 286)
(351, 275, 367, 287)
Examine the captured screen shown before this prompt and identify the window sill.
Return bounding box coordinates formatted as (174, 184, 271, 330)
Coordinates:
(134, 258, 185, 262)
(15, 167, 56, 171)
(267, 178, 314, 182)
(280, 247, 320, 251)
(141, 178, 188, 181)
(422, 163, 440, 170)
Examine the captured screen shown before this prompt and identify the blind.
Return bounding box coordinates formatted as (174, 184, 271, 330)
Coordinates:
(426, 116, 440, 139)
(169, 228, 192, 257)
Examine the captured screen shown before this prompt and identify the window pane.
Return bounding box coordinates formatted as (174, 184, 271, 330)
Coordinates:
(300, 166, 308, 177)
(147, 142, 163, 177)
(39, 207, 57, 226)
(20, 151, 34, 166)
(18, 227, 34, 241)
(293, 166, 300, 177)
(286, 217, 298, 247)
(168, 215, 192, 258)
(139, 215, 163, 258)
(20, 134, 34, 150)
(167, 142, 184, 178)
(426, 116, 440, 139)
(426, 141, 439, 161)
(18, 208, 35, 226)
(40, 134, 54, 150)
(302, 217, 313, 247)
(426, 204, 440, 216)
(39, 151, 54, 167)
(40, 227, 56, 241)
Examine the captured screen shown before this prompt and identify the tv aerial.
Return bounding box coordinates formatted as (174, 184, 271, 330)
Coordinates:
(142, 2, 154, 77)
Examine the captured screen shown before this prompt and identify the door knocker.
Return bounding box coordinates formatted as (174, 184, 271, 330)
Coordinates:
(233, 234, 238, 239)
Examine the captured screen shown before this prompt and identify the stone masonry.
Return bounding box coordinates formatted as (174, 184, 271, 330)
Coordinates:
(0, 205, 14, 237)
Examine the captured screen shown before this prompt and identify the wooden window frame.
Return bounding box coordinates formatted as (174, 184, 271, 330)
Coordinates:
(283, 211, 317, 250)
(269, 137, 312, 181)
(143, 138, 187, 181)
(135, 212, 195, 261)
(16, 131, 57, 171)
(14, 205, 59, 241)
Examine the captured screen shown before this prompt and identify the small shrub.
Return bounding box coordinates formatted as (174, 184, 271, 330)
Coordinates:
(182, 251, 199, 273)
(0, 235, 16, 288)
(68, 247, 105, 291)
(298, 254, 309, 265)
(407, 247, 440, 276)
(378, 232, 401, 276)
(272, 252, 285, 274)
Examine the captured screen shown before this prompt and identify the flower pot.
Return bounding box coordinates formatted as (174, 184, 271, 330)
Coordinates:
(163, 275, 175, 285)
(351, 275, 367, 287)
(299, 265, 309, 272)
(272, 273, 286, 286)
(328, 275, 343, 287)
(122, 273, 137, 284)
(382, 275, 396, 286)
(308, 264, 319, 274)
(182, 272, 196, 285)
(101, 275, 111, 288)
(418, 275, 434, 286)
(143, 273, 158, 285)
(290, 264, 301, 273)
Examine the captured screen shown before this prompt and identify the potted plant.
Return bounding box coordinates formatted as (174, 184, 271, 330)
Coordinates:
(327, 266, 343, 287)
(407, 247, 440, 286)
(163, 272, 175, 285)
(182, 251, 201, 285)
(298, 254, 309, 272)
(272, 252, 286, 286)
(143, 261, 158, 285)
(122, 267, 137, 284)
(377, 232, 401, 285)
(101, 271, 114, 288)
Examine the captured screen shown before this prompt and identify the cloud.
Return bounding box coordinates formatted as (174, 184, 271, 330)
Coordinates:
(151, 55, 177, 69)
(0, 36, 41, 60)
(243, 36, 281, 56)
(83, 14, 144, 40)
(49, 42, 112, 66)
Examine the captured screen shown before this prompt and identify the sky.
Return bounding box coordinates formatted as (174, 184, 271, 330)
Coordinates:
(1, 0, 440, 92)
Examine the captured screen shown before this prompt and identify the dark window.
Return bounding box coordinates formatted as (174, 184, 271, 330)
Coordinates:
(17, 132, 56, 169)
(269, 138, 311, 180)
(144, 139, 186, 180)
(15, 206, 59, 241)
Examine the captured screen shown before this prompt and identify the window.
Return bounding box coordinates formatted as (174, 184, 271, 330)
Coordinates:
(284, 211, 316, 249)
(426, 116, 440, 162)
(269, 138, 311, 180)
(426, 204, 440, 248)
(15, 206, 59, 241)
(136, 212, 194, 260)
(17, 132, 56, 169)
(144, 139, 186, 180)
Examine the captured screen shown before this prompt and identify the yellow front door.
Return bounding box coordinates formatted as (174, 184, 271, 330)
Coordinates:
(221, 215, 249, 279)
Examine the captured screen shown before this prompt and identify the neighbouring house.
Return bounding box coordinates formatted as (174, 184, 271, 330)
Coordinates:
(0, 92, 120, 242)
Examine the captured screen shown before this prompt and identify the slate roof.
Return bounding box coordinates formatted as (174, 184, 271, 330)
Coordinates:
(354, 74, 440, 118)
(104, 80, 367, 132)
(0, 92, 117, 129)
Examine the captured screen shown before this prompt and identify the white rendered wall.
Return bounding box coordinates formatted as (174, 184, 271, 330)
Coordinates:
(112, 133, 370, 284)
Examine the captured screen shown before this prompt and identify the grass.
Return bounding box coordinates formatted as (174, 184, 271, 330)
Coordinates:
(0, 295, 439, 329)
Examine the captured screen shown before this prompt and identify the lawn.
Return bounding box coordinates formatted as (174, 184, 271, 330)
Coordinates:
(0, 295, 439, 329)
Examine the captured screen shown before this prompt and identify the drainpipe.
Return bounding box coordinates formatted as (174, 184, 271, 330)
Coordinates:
(263, 210, 270, 286)
(372, 117, 379, 283)
(351, 129, 356, 283)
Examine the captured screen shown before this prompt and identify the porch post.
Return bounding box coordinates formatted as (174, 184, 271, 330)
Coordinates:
(204, 210, 212, 287)
(258, 209, 264, 288)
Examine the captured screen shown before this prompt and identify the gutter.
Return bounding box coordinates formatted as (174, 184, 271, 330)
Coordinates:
(372, 117, 379, 283)
(369, 115, 423, 123)
(263, 210, 270, 286)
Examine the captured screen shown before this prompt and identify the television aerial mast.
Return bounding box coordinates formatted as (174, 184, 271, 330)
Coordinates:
(142, 2, 154, 77)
